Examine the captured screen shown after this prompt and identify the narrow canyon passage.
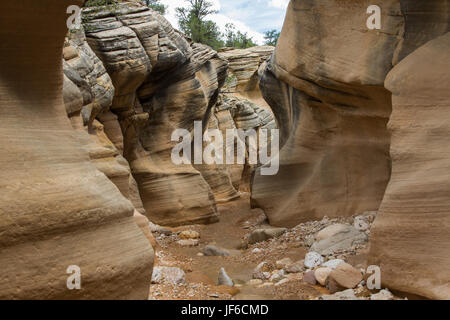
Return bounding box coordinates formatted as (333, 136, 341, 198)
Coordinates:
(0, 0, 448, 301)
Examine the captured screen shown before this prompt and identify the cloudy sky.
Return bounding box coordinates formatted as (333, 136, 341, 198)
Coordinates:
(160, 0, 290, 44)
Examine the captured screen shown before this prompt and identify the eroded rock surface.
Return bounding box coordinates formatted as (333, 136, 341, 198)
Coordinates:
(219, 46, 273, 106)
(369, 33, 450, 300)
(0, 0, 153, 299)
(255, 0, 450, 299)
(81, 3, 226, 226)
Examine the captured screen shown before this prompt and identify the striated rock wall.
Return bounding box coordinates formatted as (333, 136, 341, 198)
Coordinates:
(369, 33, 450, 300)
(253, 0, 398, 227)
(219, 46, 274, 107)
(255, 0, 450, 299)
(0, 0, 153, 299)
(81, 3, 225, 226)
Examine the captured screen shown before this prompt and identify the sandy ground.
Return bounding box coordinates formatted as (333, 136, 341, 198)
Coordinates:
(148, 193, 375, 300)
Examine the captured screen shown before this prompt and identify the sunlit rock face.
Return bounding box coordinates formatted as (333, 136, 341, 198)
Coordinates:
(219, 46, 274, 107)
(82, 3, 230, 226)
(255, 0, 450, 299)
(254, 0, 398, 227)
(63, 28, 147, 214)
(0, 0, 153, 299)
(369, 33, 450, 300)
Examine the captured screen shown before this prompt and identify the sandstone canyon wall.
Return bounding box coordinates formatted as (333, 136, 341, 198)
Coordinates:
(0, 0, 154, 299)
(369, 33, 450, 300)
(254, 0, 449, 299)
(79, 2, 276, 226)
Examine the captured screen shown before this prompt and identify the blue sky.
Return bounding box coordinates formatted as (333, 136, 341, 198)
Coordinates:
(160, 0, 289, 44)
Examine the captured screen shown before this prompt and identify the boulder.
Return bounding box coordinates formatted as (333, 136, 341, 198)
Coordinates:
(315, 267, 332, 286)
(328, 262, 363, 292)
(248, 228, 287, 244)
(311, 225, 368, 255)
(203, 245, 230, 257)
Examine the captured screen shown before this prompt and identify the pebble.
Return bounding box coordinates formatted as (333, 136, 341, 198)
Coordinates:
(304, 234, 315, 247)
(151, 266, 186, 285)
(252, 248, 262, 253)
(177, 239, 199, 247)
(179, 230, 200, 239)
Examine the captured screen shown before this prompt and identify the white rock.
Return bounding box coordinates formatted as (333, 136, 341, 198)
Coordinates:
(322, 259, 345, 270)
(177, 239, 199, 247)
(252, 248, 262, 253)
(218, 267, 234, 286)
(246, 279, 263, 286)
(320, 289, 360, 300)
(304, 252, 324, 268)
(370, 289, 394, 300)
(151, 267, 186, 285)
(270, 270, 286, 282)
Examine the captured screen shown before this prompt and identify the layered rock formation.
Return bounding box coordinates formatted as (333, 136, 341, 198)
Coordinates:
(255, 0, 450, 299)
(80, 3, 226, 226)
(369, 33, 450, 300)
(219, 46, 273, 106)
(0, 0, 153, 299)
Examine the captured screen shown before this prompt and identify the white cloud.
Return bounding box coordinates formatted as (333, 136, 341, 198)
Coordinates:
(268, 0, 289, 9)
(160, 0, 273, 45)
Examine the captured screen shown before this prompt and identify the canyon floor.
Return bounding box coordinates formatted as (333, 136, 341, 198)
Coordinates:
(148, 194, 391, 300)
